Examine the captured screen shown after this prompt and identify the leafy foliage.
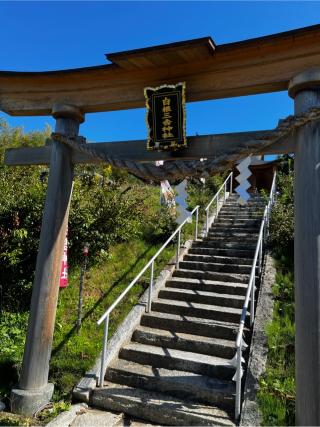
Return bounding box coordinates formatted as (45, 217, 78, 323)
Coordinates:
(143, 206, 176, 243)
(0, 120, 49, 311)
(0, 312, 28, 403)
(0, 120, 175, 311)
(36, 401, 71, 424)
(0, 412, 38, 426)
(187, 174, 226, 210)
(269, 156, 294, 260)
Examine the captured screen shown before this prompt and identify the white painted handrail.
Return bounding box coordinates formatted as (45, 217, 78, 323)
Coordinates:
(204, 172, 233, 234)
(97, 204, 200, 387)
(234, 172, 277, 421)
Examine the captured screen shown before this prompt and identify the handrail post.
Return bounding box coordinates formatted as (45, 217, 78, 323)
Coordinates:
(266, 205, 270, 238)
(206, 209, 209, 236)
(195, 207, 199, 240)
(264, 210, 268, 243)
(147, 261, 154, 313)
(176, 229, 181, 269)
(204, 174, 233, 236)
(250, 276, 255, 326)
(216, 194, 219, 217)
(235, 343, 242, 421)
(99, 314, 109, 387)
(259, 237, 263, 274)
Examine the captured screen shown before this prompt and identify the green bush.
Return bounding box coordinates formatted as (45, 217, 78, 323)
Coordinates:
(269, 159, 294, 260)
(68, 180, 147, 264)
(187, 174, 226, 210)
(143, 206, 177, 244)
(0, 312, 28, 401)
(0, 121, 169, 310)
(0, 121, 48, 311)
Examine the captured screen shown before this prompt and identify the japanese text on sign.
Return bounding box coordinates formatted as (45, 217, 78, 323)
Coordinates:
(144, 82, 187, 151)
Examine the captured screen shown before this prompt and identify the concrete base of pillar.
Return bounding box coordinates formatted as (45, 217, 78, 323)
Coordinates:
(11, 383, 54, 416)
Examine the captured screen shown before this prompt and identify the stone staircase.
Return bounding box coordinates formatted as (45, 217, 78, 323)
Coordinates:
(91, 193, 266, 426)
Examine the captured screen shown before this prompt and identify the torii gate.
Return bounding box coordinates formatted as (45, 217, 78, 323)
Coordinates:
(1, 25, 320, 425)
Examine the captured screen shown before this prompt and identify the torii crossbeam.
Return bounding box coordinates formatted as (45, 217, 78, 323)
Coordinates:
(1, 25, 320, 426)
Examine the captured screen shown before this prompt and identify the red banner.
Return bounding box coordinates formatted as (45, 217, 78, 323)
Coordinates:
(59, 231, 68, 288)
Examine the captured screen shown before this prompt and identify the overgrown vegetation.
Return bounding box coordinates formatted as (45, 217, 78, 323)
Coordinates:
(258, 155, 295, 426)
(187, 174, 226, 211)
(0, 119, 176, 312)
(0, 120, 215, 422)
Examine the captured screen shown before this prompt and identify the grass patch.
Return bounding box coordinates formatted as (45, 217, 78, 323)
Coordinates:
(258, 262, 295, 426)
(50, 237, 177, 401)
(0, 411, 39, 426)
(0, 312, 28, 405)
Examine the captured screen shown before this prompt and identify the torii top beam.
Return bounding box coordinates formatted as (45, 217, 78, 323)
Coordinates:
(1, 24, 320, 116)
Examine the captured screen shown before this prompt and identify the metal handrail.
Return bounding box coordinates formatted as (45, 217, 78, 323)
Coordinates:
(234, 172, 277, 421)
(204, 172, 233, 234)
(97, 204, 200, 387)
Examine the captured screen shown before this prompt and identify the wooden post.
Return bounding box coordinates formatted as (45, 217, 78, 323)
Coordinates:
(289, 70, 320, 426)
(11, 105, 84, 416)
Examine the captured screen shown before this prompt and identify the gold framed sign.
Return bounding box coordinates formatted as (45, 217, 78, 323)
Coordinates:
(144, 82, 187, 151)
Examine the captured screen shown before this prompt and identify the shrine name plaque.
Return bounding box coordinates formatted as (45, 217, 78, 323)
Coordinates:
(144, 82, 187, 151)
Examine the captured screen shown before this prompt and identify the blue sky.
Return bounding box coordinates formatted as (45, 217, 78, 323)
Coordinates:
(1, 1, 320, 143)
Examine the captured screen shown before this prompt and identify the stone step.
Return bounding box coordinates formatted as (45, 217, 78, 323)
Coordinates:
(215, 220, 261, 227)
(210, 228, 260, 235)
(219, 211, 263, 217)
(179, 260, 255, 275)
(106, 358, 236, 408)
(151, 298, 245, 323)
(189, 246, 255, 258)
(166, 277, 248, 296)
(132, 326, 236, 359)
(158, 287, 245, 309)
(220, 203, 266, 213)
(174, 268, 250, 284)
(224, 202, 265, 207)
(223, 197, 264, 202)
(219, 214, 263, 219)
(218, 214, 263, 220)
(184, 254, 253, 266)
(222, 207, 263, 212)
(208, 232, 259, 240)
(194, 240, 256, 250)
(228, 194, 263, 200)
(92, 382, 235, 426)
(211, 228, 256, 234)
(141, 311, 248, 341)
(119, 343, 235, 380)
(205, 235, 258, 243)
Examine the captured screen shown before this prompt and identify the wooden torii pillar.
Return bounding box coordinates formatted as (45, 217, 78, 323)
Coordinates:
(11, 105, 84, 414)
(289, 70, 320, 426)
